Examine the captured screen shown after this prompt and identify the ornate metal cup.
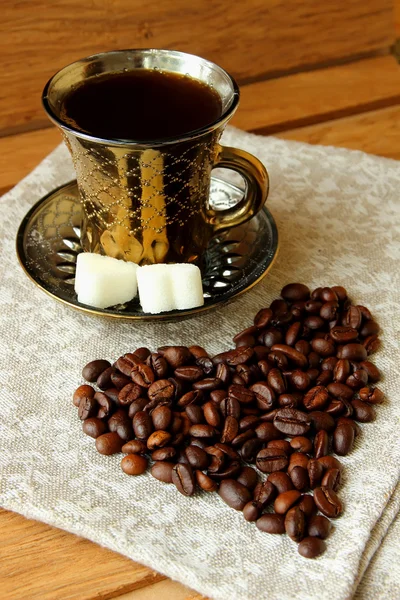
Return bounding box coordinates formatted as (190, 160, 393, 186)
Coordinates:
(43, 49, 269, 266)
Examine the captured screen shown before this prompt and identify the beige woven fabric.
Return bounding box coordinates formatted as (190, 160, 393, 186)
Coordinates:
(1, 127, 399, 600)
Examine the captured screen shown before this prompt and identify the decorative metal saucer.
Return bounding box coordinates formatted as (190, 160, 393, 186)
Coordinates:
(16, 177, 278, 321)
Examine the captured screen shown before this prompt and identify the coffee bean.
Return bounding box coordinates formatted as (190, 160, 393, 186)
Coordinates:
(73, 384, 95, 407)
(297, 494, 317, 518)
(338, 343, 367, 362)
(308, 411, 335, 432)
(103, 387, 119, 403)
(333, 423, 354, 455)
(295, 340, 310, 356)
(285, 322, 302, 346)
(315, 370, 332, 387)
(360, 320, 380, 338)
(321, 357, 338, 372)
(115, 354, 140, 376)
(133, 347, 151, 361)
(291, 370, 311, 391)
(274, 490, 301, 514)
(290, 466, 309, 491)
(304, 315, 325, 330)
(130, 363, 155, 388)
(240, 438, 263, 461)
(82, 359, 111, 382)
(128, 397, 149, 418)
(151, 447, 175, 461)
(151, 405, 172, 430)
(308, 515, 332, 539)
(133, 411, 153, 440)
(82, 418, 107, 438)
(192, 470, 216, 492)
(256, 514, 285, 534)
(94, 391, 113, 419)
(254, 307, 273, 328)
(314, 430, 329, 458)
(303, 386, 329, 411)
(189, 424, 218, 438)
(359, 360, 380, 383)
(333, 359, 351, 383)
(147, 430, 172, 450)
(274, 408, 311, 436)
(108, 410, 133, 441)
(96, 366, 115, 390)
(318, 455, 342, 471)
(256, 447, 289, 473)
(321, 468, 341, 491)
(351, 399, 376, 422)
(173, 365, 203, 382)
(308, 352, 321, 369)
(146, 353, 169, 379)
(336, 417, 360, 436)
(281, 283, 310, 301)
(249, 381, 275, 410)
(314, 486, 342, 517)
(363, 334, 380, 355)
(271, 344, 308, 369)
(147, 379, 175, 402)
(243, 501, 262, 521)
(188, 345, 208, 359)
(78, 395, 97, 420)
(359, 387, 384, 404)
(267, 471, 294, 494)
(268, 350, 289, 369)
(184, 445, 209, 470)
(163, 346, 192, 369)
(122, 439, 147, 454)
(285, 506, 306, 542)
(344, 306, 362, 330)
(346, 369, 368, 389)
(95, 432, 123, 455)
(307, 458, 324, 489)
(219, 479, 251, 510)
(209, 460, 241, 480)
(236, 466, 258, 490)
(239, 415, 260, 432)
(121, 454, 148, 476)
(151, 461, 175, 483)
(172, 463, 195, 496)
(111, 372, 132, 390)
(290, 436, 313, 453)
(225, 347, 254, 366)
(278, 393, 300, 409)
(320, 302, 339, 322)
(298, 537, 326, 558)
(118, 382, 143, 406)
(193, 377, 223, 391)
(255, 422, 282, 442)
(185, 404, 205, 424)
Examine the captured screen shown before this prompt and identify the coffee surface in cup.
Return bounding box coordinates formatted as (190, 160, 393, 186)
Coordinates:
(61, 69, 222, 141)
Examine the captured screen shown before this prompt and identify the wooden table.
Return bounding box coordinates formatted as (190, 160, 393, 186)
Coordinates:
(2, 2, 400, 598)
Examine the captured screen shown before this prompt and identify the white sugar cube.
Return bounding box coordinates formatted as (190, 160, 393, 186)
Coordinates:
(137, 263, 204, 314)
(74, 253, 138, 309)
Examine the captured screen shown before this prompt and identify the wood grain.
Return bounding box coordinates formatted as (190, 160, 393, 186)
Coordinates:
(0, 0, 395, 134)
(278, 104, 400, 158)
(0, 508, 164, 600)
(233, 55, 400, 134)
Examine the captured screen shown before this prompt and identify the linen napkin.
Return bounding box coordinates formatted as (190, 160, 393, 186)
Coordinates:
(0, 127, 399, 600)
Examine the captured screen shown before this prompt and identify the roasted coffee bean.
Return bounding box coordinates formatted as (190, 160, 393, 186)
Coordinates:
(146, 379, 174, 403)
(220, 416, 239, 444)
(237, 466, 258, 490)
(78, 395, 97, 420)
(188, 345, 209, 359)
(315, 370, 332, 387)
(307, 458, 324, 489)
(344, 305, 362, 330)
(295, 340, 310, 356)
(321, 468, 341, 491)
(111, 372, 132, 390)
(223, 397, 241, 420)
(308, 411, 335, 432)
(290, 436, 313, 453)
(147, 430, 172, 450)
(231, 429, 256, 448)
(308, 515, 332, 539)
(172, 463, 195, 496)
(274, 408, 311, 436)
(336, 417, 360, 436)
(267, 439, 293, 454)
(285, 506, 306, 542)
(363, 334, 380, 354)
(360, 320, 380, 338)
(205, 446, 225, 473)
(256, 514, 285, 534)
(288, 452, 309, 474)
(151, 461, 175, 483)
(115, 355, 139, 376)
(359, 360, 380, 383)
(133, 411, 153, 440)
(118, 382, 143, 406)
(351, 399, 376, 422)
(95, 432, 123, 455)
(240, 438, 263, 461)
(128, 397, 149, 418)
(232, 375, 246, 386)
(304, 315, 325, 330)
(96, 366, 115, 390)
(338, 343, 367, 362)
(189, 424, 218, 438)
(267, 471, 294, 494)
(325, 399, 346, 416)
(321, 357, 338, 371)
(151, 446, 176, 461)
(194, 357, 214, 376)
(308, 352, 321, 369)
(333, 423, 354, 455)
(274, 490, 301, 514)
(82, 359, 111, 382)
(259, 409, 279, 422)
(326, 382, 354, 401)
(281, 283, 310, 301)
(133, 347, 151, 361)
(229, 384, 254, 405)
(330, 326, 358, 343)
(255, 422, 282, 442)
(239, 415, 260, 431)
(318, 455, 342, 471)
(73, 384, 95, 407)
(271, 344, 308, 369)
(256, 447, 289, 473)
(253, 346, 270, 361)
(103, 387, 119, 403)
(285, 322, 302, 346)
(82, 417, 107, 438)
(193, 377, 222, 391)
(291, 301, 306, 319)
(270, 298, 289, 316)
(346, 368, 368, 389)
(290, 466, 309, 491)
(314, 430, 329, 458)
(163, 346, 192, 369)
(151, 405, 172, 430)
(253, 480, 276, 508)
(254, 307, 273, 328)
(243, 501, 262, 521)
(122, 439, 147, 454)
(305, 299, 322, 314)
(233, 325, 258, 343)
(268, 350, 289, 369)
(357, 304, 373, 321)
(219, 479, 251, 510)
(215, 443, 241, 461)
(319, 301, 339, 322)
(93, 392, 112, 419)
(201, 401, 220, 428)
(260, 328, 284, 348)
(297, 494, 317, 518)
(314, 486, 343, 518)
(331, 285, 347, 302)
(224, 346, 254, 366)
(108, 410, 133, 441)
(146, 353, 169, 379)
(359, 387, 384, 404)
(333, 359, 351, 383)
(185, 445, 209, 470)
(121, 454, 148, 476)
(303, 386, 329, 411)
(298, 537, 326, 558)
(311, 338, 336, 357)
(250, 381, 275, 410)
(278, 393, 300, 409)
(185, 404, 205, 424)
(194, 470, 217, 492)
(174, 365, 204, 382)
(291, 370, 311, 391)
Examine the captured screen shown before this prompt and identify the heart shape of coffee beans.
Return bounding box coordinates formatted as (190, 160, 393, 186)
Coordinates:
(73, 283, 383, 559)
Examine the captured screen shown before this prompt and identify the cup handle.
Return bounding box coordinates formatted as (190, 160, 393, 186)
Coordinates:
(205, 145, 269, 232)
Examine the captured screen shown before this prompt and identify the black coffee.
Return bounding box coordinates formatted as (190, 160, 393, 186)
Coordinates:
(61, 69, 222, 140)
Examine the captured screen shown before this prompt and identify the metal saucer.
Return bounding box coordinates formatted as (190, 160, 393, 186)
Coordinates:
(16, 177, 279, 321)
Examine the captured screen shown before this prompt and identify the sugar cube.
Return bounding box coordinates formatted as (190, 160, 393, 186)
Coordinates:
(137, 263, 204, 314)
(74, 253, 138, 309)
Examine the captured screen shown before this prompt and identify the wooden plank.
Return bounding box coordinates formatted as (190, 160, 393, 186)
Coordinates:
(0, 0, 395, 134)
(0, 509, 164, 600)
(116, 579, 205, 600)
(277, 104, 400, 159)
(233, 55, 400, 134)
